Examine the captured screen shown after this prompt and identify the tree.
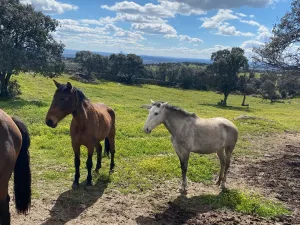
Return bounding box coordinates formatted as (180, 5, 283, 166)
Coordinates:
(74, 51, 106, 80)
(108, 53, 127, 81)
(207, 47, 249, 106)
(118, 54, 144, 83)
(0, 0, 64, 97)
(253, 0, 299, 71)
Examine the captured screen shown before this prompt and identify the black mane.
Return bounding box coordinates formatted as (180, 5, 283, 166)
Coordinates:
(59, 84, 88, 102)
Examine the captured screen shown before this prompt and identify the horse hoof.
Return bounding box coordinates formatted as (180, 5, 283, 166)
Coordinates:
(180, 188, 187, 195)
(72, 182, 79, 189)
(94, 169, 99, 174)
(86, 181, 93, 186)
(109, 169, 114, 175)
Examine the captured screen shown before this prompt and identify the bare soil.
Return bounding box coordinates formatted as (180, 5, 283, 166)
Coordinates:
(10, 133, 300, 225)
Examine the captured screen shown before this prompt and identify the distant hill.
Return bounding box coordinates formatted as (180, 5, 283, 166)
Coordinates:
(63, 49, 211, 64)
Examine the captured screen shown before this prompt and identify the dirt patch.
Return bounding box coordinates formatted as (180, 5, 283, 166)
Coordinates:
(242, 143, 300, 224)
(10, 133, 300, 225)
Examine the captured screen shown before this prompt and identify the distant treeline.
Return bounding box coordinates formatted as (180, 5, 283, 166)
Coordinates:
(65, 51, 300, 105)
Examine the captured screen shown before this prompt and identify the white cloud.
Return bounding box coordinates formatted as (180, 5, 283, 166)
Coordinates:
(55, 19, 146, 50)
(164, 34, 203, 43)
(200, 10, 254, 37)
(240, 40, 264, 57)
(20, 0, 78, 14)
(164, 34, 178, 39)
(249, 14, 255, 18)
(217, 24, 254, 36)
(172, 0, 273, 10)
(131, 23, 177, 35)
(101, 0, 205, 19)
(236, 12, 247, 17)
(179, 35, 203, 43)
(200, 9, 238, 29)
(116, 14, 167, 24)
(240, 19, 261, 27)
(239, 19, 272, 42)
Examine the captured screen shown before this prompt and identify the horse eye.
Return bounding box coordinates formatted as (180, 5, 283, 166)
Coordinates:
(154, 112, 159, 116)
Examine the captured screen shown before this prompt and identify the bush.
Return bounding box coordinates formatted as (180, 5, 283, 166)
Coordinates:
(7, 80, 21, 98)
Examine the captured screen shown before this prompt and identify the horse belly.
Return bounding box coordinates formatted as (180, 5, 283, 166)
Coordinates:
(191, 131, 226, 154)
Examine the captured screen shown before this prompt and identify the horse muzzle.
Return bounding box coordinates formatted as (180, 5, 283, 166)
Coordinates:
(144, 127, 152, 134)
(46, 119, 57, 128)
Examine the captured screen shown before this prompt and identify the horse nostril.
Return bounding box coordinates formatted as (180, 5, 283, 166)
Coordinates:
(46, 119, 54, 127)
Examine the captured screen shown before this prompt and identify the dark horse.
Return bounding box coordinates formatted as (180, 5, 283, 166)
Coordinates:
(45, 80, 116, 188)
(0, 109, 31, 225)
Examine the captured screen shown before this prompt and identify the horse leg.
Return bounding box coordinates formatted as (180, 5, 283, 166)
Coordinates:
(222, 146, 234, 188)
(0, 195, 10, 225)
(107, 135, 115, 173)
(216, 148, 226, 188)
(174, 149, 190, 192)
(95, 143, 102, 173)
(86, 145, 94, 186)
(72, 143, 81, 189)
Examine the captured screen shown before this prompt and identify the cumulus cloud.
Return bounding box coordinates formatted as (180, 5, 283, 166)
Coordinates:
(164, 34, 203, 43)
(20, 0, 78, 14)
(101, 0, 205, 18)
(240, 20, 272, 42)
(200, 9, 238, 29)
(200, 10, 254, 37)
(173, 0, 273, 10)
(55, 19, 146, 49)
(249, 14, 255, 18)
(131, 23, 177, 35)
(236, 12, 247, 17)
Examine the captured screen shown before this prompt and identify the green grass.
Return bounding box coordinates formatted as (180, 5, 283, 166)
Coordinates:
(199, 189, 290, 218)
(1, 73, 297, 217)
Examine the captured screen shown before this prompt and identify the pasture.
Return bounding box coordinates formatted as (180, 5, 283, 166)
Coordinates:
(3, 74, 300, 224)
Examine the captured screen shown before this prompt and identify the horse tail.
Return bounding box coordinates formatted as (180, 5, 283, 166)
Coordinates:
(12, 117, 31, 214)
(104, 137, 110, 156)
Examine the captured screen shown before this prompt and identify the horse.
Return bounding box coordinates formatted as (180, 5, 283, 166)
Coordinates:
(142, 100, 238, 192)
(0, 110, 31, 225)
(45, 80, 116, 189)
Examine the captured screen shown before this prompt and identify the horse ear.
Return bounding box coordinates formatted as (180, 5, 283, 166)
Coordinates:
(53, 80, 62, 89)
(162, 102, 168, 106)
(151, 99, 155, 104)
(66, 82, 73, 91)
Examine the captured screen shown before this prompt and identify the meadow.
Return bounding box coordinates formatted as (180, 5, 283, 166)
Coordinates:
(3, 73, 300, 221)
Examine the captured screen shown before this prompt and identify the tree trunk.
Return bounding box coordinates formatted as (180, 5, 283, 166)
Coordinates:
(241, 93, 249, 106)
(222, 93, 229, 106)
(0, 73, 12, 98)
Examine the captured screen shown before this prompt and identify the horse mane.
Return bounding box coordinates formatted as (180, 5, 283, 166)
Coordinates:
(153, 102, 196, 117)
(58, 84, 89, 102)
(73, 87, 89, 102)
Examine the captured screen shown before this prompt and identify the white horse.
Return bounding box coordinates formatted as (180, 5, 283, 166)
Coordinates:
(142, 100, 238, 192)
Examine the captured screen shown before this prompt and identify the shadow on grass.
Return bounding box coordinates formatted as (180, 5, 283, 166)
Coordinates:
(136, 192, 213, 225)
(0, 98, 47, 109)
(136, 189, 286, 225)
(199, 103, 252, 112)
(42, 174, 110, 225)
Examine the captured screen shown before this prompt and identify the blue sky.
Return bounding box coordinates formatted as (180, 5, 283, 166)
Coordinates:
(20, 0, 292, 59)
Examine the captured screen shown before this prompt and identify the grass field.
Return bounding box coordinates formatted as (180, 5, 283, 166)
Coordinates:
(2, 73, 299, 218)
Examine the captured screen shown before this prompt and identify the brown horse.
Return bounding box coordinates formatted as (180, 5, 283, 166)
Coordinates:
(45, 80, 116, 188)
(0, 110, 31, 225)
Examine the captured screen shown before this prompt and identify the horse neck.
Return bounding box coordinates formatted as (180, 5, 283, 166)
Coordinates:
(72, 99, 91, 127)
(163, 108, 186, 136)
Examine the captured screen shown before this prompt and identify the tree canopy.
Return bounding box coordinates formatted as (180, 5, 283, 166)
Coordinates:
(253, 0, 299, 71)
(0, 0, 64, 97)
(207, 47, 249, 106)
